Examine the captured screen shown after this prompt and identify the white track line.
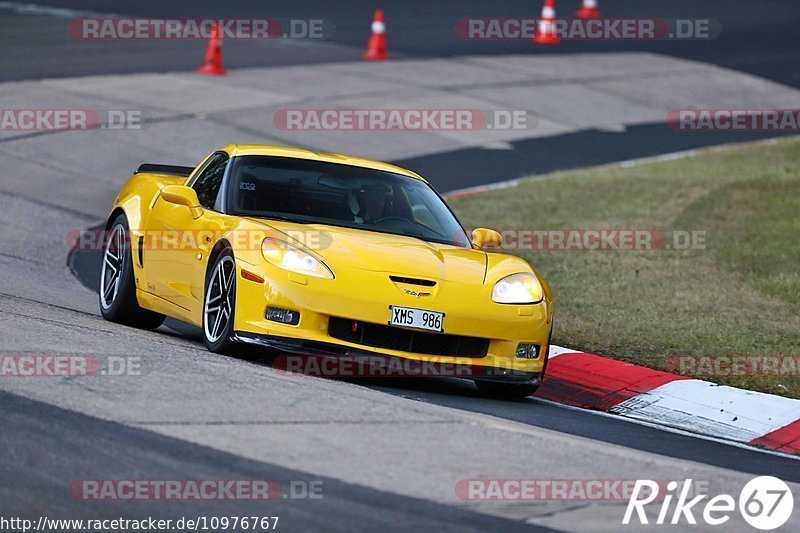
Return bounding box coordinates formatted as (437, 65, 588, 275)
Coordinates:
(444, 135, 800, 199)
(538, 397, 800, 461)
(548, 344, 582, 359)
(0, 2, 119, 18)
(611, 380, 800, 442)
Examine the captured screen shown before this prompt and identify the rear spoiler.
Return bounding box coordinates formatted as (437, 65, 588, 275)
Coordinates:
(134, 163, 195, 177)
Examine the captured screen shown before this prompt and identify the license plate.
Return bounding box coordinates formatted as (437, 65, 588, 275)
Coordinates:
(389, 306, 444, 333)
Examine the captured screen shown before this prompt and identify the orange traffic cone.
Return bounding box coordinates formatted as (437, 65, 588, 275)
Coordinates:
(198, 22, 226, 75)
(363, 10, 388, 60)
(534, 0, 560, 45)
(576, 0, 601, 19)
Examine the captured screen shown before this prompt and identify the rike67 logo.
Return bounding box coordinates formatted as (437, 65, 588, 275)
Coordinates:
(624, 477, 793, 530)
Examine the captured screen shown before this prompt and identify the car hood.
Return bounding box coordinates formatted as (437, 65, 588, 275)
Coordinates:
(249, 219, 488, 285)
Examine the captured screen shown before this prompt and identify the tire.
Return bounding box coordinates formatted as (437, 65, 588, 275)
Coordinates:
(474, 380, 540, 399)
(202, 249, 237, 353)
(99, 214, 165, 330)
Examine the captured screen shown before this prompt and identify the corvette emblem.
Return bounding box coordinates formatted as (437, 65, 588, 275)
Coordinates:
(403, 288, 431, 298)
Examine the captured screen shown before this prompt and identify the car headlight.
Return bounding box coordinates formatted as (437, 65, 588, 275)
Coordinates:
(261, 238, 333, 279)
(492, 273, 543, 304)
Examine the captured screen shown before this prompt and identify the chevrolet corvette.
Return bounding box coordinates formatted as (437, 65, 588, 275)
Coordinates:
(100, 145, 553, 397)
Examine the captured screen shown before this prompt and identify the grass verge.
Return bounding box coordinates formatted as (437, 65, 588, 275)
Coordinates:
(448, 137, 800, 398)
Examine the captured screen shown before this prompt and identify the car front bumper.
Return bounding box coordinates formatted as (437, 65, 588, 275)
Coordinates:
(232, 331, 545, 385)
(232, 258, 553, 381)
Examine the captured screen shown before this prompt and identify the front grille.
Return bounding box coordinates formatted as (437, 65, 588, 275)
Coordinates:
(328, 317, 489, 357)
(389, 276, 437, 287)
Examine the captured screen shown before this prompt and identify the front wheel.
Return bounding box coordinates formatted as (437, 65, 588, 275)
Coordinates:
(99, 214, 165, 329)
(203, 249, 237, 353)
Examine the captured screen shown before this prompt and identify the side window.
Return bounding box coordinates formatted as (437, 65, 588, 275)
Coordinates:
(192, 153, 228, 210)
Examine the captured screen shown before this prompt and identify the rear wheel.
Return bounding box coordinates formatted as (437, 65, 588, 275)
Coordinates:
(99, 214, 165, 329)
(203, 249, 237, 353)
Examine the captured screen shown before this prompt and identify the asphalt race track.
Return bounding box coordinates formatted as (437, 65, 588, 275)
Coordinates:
(2, 1, 800, 532)
(1, 391, 555, 532)
(2, 0, 799, 87)
(3, 0, 799, 185)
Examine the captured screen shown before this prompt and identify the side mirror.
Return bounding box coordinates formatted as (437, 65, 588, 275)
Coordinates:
(471, 228, 503, 250)
(160, 185, 203, 219)
(161, 185, 200, 208)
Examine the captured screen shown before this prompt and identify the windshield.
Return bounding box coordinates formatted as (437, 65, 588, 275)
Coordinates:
(227, 156, 471, 248)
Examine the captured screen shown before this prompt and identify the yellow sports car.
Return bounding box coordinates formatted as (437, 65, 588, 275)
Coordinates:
(100, 145, 553, 397)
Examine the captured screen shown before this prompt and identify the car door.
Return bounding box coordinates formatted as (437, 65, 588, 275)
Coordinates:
(143, 152, 230, 321)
